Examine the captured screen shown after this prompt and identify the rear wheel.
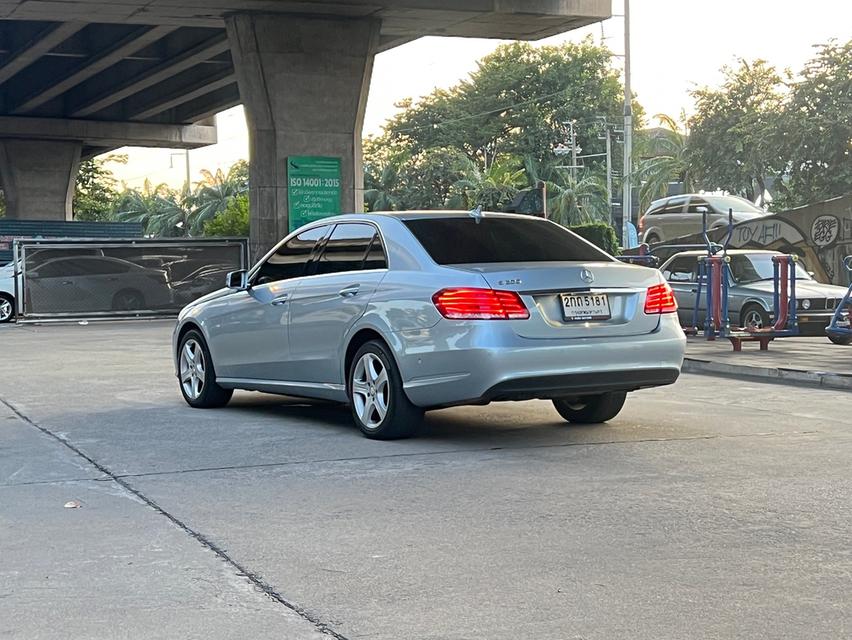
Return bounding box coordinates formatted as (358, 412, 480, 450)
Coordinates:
(552, 392, 627, 424)
(112, 289, 145, 311)
(644, 233, 661, 245)
(348, 340, 422, 440)
(0, 294, 13, 323)
(177, 330, 233, 408)
(828, 334, 852, 346)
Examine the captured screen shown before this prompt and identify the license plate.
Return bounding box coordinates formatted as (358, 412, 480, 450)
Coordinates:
(560, 292, 611, 321)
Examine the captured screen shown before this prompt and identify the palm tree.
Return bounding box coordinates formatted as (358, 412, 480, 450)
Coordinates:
(364, 161, 401, 211)
(189, 161, 249, 234)
(445, 156, 526, 210)
(113, 180, 191, 237)
(522, 156, 609, 225)
(635, 114, 693, 211)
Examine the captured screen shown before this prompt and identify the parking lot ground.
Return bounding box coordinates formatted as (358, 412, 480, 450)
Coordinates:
(685, 334, 852, 390)
(1, 320, 851, 639)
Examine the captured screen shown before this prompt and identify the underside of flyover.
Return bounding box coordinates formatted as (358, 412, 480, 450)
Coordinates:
(0, 0, 610, 252)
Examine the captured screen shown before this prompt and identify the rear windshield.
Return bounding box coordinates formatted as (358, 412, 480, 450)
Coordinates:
(403, 217, 612, 265)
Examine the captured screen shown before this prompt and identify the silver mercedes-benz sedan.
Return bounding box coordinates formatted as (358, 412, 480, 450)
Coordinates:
(173, 211, 686, 439)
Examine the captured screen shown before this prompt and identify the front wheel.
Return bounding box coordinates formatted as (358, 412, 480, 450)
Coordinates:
(828, 333, 852, 346)
(740, 304, 770, 330)
(177, 330, 233, 408)
(349, 340, 422, 440)
(552, 392, 627, 424)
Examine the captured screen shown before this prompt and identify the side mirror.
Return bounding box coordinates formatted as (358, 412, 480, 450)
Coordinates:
(226, 269, 248, 291)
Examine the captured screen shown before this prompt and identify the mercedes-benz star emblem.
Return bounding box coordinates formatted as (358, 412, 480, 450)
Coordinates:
(580, 269, 595, 284)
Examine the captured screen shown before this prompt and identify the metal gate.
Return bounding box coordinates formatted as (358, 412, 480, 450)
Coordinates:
(13, 238, 247, 322)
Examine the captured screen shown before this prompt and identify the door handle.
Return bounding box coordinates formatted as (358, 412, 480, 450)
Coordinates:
(270, 293, 290, 305)
(338, 285, 360, 297)
(61, 280, 73, 286)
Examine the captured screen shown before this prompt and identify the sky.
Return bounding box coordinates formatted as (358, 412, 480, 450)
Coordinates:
(109, 0, 852, 189)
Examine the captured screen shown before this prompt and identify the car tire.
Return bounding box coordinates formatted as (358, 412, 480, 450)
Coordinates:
(0, 294, 14, 323)
(112, 289, 145, 311)
(740, 304, 770, 330)
(177, 329, 233, 408)
(348, 340, 422, 440)
(828, 334, 852, 346)
(552, 392, 627, 424)
(645, 233, 661, 245)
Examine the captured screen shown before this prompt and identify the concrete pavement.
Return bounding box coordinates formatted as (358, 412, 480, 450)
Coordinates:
(1, 320, 851, 639)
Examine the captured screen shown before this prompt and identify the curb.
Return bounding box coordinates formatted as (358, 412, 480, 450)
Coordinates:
(682, 358, 852, 392)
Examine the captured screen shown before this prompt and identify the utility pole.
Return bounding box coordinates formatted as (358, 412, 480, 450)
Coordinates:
(569, 120, 578, 183)
(621, 0, 633, 246)
(605, 126, 613, 226)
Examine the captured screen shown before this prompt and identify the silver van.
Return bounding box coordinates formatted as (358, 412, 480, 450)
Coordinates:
(639, 194, 767, 244)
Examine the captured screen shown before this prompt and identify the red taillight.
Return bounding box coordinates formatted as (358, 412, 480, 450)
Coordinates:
(432, 287, 530, 320)
(644, 283, 678, 314)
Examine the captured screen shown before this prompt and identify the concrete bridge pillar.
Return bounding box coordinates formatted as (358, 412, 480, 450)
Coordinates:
(225, 13, 380, 257)
(0, 139, 81, 220)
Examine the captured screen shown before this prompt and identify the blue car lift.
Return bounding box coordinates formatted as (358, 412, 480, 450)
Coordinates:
(825, 255, 852, 346)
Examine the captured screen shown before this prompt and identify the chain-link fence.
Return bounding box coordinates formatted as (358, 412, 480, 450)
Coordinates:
(13, 238, 247, 321)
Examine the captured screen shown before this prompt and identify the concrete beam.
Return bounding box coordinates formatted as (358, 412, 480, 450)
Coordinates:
(0, 21, 86, 85)
(12, 25, 178, 114)
(0, 116, 217, 148)
(226, 13, 379, 257)
(0, 138, 81, 220)
(128, 68, 235, 121)
(70, 33, 230, 117)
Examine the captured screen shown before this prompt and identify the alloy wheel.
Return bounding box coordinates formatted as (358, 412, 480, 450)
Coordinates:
(179, 338, 205, 400)
(744, 309, 764, 329)
(351, 352, 390, 429)
(0, 298, 12, 322)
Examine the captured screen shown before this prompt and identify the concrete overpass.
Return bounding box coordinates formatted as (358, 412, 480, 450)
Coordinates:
(0, 0, 610, 253)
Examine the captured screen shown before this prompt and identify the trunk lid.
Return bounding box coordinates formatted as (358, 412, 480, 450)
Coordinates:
(452, 261, 664, 339)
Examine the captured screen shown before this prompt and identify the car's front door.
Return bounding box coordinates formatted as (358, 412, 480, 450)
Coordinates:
(287, 223, 388, 384)
(204, 225, 330, 380)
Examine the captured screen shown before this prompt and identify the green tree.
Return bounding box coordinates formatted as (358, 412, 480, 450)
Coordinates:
(113, 180, 192, 237)
(73, 154, 126, 222)
(635, 114, 694, 211)
(773, 40, 852, 208)
(687, 59, 784, 202)
(367, 38, 637, 185)
(188, 160, 249, 234)
(203, 194, 249, 236)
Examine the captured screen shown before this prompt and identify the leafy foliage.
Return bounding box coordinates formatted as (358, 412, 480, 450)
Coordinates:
(203, 194, 249, 237)
(73, 155, 126, 222)
(772, 40, 852, 209)
(569, 222, 620, 255)
(113, 180, 192, 237)
(187, 161, 249, 234)
(635, 115, 693, 211)
(687, 59, 784, 203)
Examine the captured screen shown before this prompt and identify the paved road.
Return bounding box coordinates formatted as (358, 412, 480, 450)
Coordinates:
(1, 321, 850, 639)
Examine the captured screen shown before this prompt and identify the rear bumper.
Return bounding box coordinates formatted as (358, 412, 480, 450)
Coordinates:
(397, 315, 686, 408)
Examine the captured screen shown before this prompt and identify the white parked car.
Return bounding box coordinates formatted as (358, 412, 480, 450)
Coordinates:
(0, 261, 15, 322)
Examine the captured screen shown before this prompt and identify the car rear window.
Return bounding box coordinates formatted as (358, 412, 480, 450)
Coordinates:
(403, 216, 612, 264)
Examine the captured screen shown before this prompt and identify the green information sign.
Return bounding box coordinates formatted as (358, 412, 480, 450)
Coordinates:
(287, 156, 342, 232)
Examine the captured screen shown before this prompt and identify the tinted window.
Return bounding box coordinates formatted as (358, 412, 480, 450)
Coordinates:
(663, 257, 696, 282)
(314, 224, 382, 275)
(662, 198, 687, 214)
(76, 258, 132, 275)
(255, 225, 328, 284)
(363, 233, 387, 270)
(403, 217, 611, 264)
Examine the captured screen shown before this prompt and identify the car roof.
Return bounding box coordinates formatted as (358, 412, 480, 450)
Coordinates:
(666, 249, 780, 259)
(314, 210, 543, 223)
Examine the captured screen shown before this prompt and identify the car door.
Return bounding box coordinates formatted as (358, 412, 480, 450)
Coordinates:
(686, 196, 716, 235)
(663, 256, 699, 326)
(203, 225, 330, 380)
(287, 223, 388, 384)
(26, 258, 89, 314)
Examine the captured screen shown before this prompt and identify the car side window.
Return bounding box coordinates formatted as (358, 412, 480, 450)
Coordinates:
(687, 197, 711, 214)
(663, 198, 687, 214)
(254, 225, 329, 285)
(313, 223, 383, 276)
(664, 257, 696, 282)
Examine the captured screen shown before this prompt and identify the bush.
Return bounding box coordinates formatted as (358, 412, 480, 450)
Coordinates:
(569, 222, 620, 256)
(203, 195, 249, 237)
